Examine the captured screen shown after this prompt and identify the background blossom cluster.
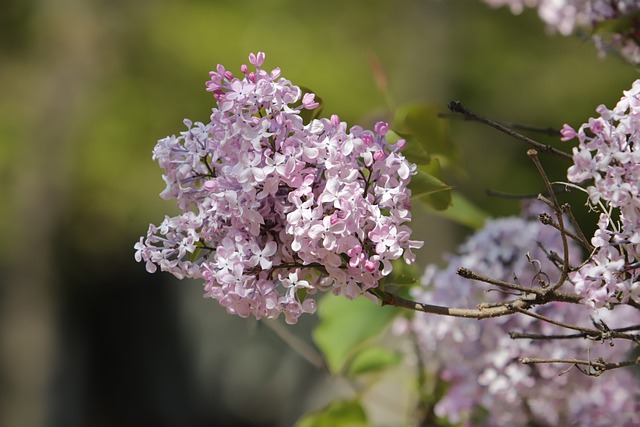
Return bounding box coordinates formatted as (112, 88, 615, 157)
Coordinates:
(135, 53, 421, 324)
(405, 210, 640, 426)
(564, 79, 640, 308)
(483, 0, 640, 63)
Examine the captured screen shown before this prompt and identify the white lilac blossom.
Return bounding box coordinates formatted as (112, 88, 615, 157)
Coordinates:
(483, 0, 640, 63)
(406, 211, 640, 426)
(564, 79, 640, 308)
(135, 52, 422, 324)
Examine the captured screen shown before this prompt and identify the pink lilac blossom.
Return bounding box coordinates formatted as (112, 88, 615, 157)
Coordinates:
(564, 79, 640, 309)
(406, 210, 640, 426)
(483, 0, 640, 63)
(135, 52, 422, 324)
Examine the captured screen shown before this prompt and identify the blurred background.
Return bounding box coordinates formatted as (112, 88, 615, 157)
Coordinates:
(1, 0, 637, 426)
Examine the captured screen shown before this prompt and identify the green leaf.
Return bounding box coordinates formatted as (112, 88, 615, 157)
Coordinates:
(409, 166, 450, 198)
(394, 104, 458, 168)
(409, 165, 452, 211)
(390, 129, 453, 211)
(313, 294, 400, 374)
(592, 11, 640, 35)
(346, 346, 402, 377)
(188, 246, 203, 263)
(386, 129, 431, 165)
(296, 399, 368, 427)
(425, 191, 490, 229)
(390, 106, 456, 211)
(381, 258, 419, 287)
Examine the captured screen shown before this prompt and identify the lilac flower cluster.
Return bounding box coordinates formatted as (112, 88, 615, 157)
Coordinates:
(563, 79, 640, 308)
(135, 53, 421, 324)
(483, 0, 640, 63)
(405, 211, 640, 426)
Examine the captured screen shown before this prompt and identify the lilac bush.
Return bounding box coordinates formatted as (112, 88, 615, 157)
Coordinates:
(134, 52, 422, 324)
(483, 0, 640, 63)
(564, 79, 640, 308)
(405, 207, 640, 426)
(133, 11, 640, 421)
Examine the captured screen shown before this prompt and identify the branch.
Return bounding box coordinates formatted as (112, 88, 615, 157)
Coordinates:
(510, 323, 640, 340)
(561, 203, 594, 252)
(370, 288, 531, 319)
(528, 150, 571, 292)
(438, 111, 562, 137)
(456, 267, 537, 294)
(447, 101, 572, 160)
(510, 306, 640, 342)
(510, 331, 593, 340)
(456, 267, 582, 304)
(510, 305, 601, 335)
(520, 357, 639, 374)
(485, 184, 569, 200)
(538, 212, 593, 251)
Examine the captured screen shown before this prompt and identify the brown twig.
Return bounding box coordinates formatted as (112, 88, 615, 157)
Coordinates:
(510, 305, 603, 335)
(457, 267, 582, 304)
(438, 112, 562, 137)
(561, 203, 594, 252)
(538, 212, 593, 251)
(528, 150, 571, 292)
(456, 267, 537, 294)
(510, 306, 640, 342)
(520, 357, 639, 373)
(510, 331, 594, 340)
(510, 323, 640, 340)
(485, 184, 569, 200)
(370, 275, 586, 320)
(370, 288, 531, 319)
(447, 101, 572, 160)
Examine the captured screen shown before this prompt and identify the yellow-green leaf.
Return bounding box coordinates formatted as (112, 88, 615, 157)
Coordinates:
(313, 294, 400, 374)
(387, 129, 431, 165)
(296, 399, 368, 427)
(346, 346, 402, 377)
(394, 104, 458, 168)
(592, 11, 640, 35)
(409, 166, 453, 211)
(426, 191, 490, 229)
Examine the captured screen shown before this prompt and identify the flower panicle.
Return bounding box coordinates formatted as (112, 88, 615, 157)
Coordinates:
(135, 52, 422, 324)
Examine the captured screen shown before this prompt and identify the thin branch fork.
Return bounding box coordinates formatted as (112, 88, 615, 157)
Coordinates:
(538, 212, 593, 252)
(520, 356, 639, 374)
(485, 184, 570, 200)
(527, 149, 572, 293)
(456, 267, 581, 303)
(370, 258, 585, 320)
(510, 323, 640, 340)
(438, 112, 562, 137)
(561, 203, 593, 252)
(370, 279, 583, 321)
(370, 288, 533, 319)
(510, 305, 640, 342)
(447, 101, 572, 160)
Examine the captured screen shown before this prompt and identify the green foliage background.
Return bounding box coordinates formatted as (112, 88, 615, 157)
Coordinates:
(0, 0, 637, 426)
